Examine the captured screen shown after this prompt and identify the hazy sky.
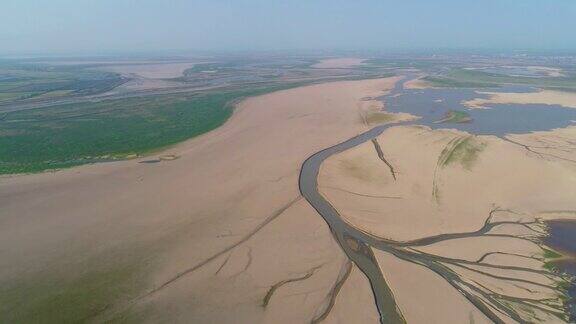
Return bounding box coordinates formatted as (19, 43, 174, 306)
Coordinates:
(2, 0, 576, 54)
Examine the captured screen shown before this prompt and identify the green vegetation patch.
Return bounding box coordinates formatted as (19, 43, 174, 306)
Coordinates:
(542, 247, 568, 273)
(181, 62, 244, 76)
(543, 261, 558, 272)
(0, 242, 158, 323)
(422, 75, 499, 88)
(365, 111, 397, 125)
(0, 83, 303, 174)
(543, 248, 563, 260)
(439, 136, 486, 170)
(435, 110, 472, 124)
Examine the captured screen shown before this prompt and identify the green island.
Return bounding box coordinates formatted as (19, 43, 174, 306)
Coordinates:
(434, 110, 472, 124)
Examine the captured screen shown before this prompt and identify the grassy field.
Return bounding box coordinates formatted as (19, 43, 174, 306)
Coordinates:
(435, 110, 472, 124)
(0, 83, 304, 174)
(364, 111, 397, 125)
(422, 75, 499, 88)
(0, 241, 154, 323)
(441, 136, 486, 170)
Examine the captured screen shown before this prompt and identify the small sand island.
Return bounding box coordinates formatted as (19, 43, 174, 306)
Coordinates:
(464, 90, 576, 110)
(434, 110, 472, 123)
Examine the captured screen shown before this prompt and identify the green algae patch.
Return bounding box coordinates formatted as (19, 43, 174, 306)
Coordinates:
(438, 136, 486, 170)
(0, 242, 161, 323)
(543, 248, 563, 260)
(365, 111, 397, 125)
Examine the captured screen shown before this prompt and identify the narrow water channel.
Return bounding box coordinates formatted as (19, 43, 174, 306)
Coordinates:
(299, 75, 576, 323)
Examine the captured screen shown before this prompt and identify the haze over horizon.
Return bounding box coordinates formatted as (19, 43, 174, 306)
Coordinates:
(2, 0, 576, 55)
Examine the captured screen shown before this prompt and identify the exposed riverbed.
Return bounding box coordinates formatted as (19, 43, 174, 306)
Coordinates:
(300, 75, 576, 323)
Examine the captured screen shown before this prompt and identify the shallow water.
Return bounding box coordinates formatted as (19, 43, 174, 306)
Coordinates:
(544, 220, 576, 320)
(381, 82, 576, 136)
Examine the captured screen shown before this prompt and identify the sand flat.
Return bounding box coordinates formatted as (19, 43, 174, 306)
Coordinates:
(320, 125, 576, 240)
(318, 124, 576, 322)
(373, 249, 492, 324)
(464, 90, 576, 109)
(404, 78, 433, 89)
(0, 77, 398, 322)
